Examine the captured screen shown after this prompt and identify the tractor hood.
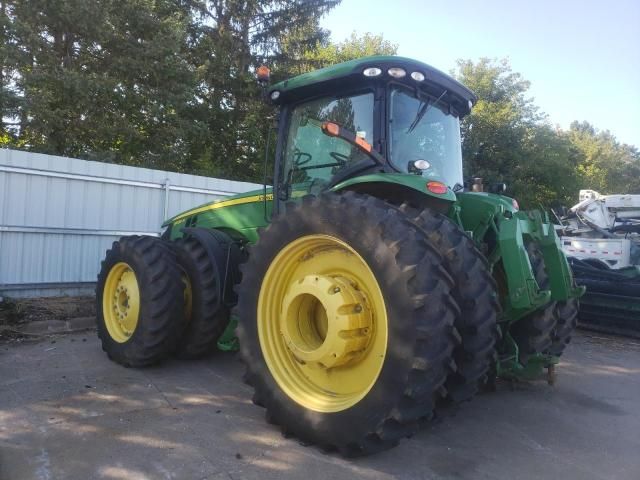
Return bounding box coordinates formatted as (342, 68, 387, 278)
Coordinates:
(162, 188, 272, 227)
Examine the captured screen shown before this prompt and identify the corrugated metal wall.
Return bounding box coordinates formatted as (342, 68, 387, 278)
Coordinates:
(0, 149, 261, 298)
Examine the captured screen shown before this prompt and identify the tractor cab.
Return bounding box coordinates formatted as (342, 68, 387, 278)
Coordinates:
(267, 56, 476, 209)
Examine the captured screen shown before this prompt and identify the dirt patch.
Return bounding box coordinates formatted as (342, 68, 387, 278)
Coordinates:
(0, 296, 96, 342)
(0, 296, 95, 326)
(0, 298, 22, 325)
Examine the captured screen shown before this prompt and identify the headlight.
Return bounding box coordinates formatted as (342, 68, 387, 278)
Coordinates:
(388, 67, 406, 78)
(363, 67, 382, 77)
(270, 90, 280, 101)
(413, 160, 431, 170)
(411, 71, 425, 82)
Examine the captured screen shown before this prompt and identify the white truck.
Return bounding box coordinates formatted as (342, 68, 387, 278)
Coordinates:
(559, 189, 639, 268)
(557, 190, 640, 337)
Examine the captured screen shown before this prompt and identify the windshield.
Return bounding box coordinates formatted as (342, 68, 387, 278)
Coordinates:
(389, 87, 463, 187)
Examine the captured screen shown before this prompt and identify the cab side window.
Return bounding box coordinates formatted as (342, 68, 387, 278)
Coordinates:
(283, 93, 374, 195)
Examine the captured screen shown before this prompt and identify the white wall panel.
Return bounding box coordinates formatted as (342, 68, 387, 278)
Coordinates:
(0, 149, 261, 297)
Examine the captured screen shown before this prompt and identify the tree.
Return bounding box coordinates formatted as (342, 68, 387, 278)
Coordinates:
(565, 121, 640, 194)
(454, 58, 579, 207)
(4, 0, 199, 170)
(291, 31, 397, 76)
(159, 0, 342, 180)
(453, 58, 640, 206)
(1, 0, 344, 178)
(0, 0, 21, 146)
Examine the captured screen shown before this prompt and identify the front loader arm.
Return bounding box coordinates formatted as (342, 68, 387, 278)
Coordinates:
(498, 210, 584, 321)
(455, 193, 584, 323)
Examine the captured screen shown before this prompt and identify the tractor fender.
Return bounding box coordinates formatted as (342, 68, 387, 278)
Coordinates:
(331, 173, 456, 212)
(180, 227, 242, 307)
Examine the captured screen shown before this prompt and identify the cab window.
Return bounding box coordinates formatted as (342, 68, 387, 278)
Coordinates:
(282, 93, 374, 196)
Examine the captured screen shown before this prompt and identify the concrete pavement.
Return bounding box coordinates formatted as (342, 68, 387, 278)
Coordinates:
(1, 330, 639, 480)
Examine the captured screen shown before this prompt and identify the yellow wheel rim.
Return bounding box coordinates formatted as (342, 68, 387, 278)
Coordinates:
(258, 235, 388, 413)
(102, 262, 141, 343)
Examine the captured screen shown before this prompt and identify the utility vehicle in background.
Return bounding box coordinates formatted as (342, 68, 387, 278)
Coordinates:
(96, 56, 583, 456)
(557, 190, 640, 336)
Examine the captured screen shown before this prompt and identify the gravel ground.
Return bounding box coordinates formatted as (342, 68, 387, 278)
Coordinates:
(0, 329, 639, 480)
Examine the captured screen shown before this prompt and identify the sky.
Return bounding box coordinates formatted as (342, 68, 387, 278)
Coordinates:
(321, 0, 640, 148)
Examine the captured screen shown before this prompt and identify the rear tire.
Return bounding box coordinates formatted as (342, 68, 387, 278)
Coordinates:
(236, 192, 458, 456)
(398, 205, 499, 404)
(96, 235, 185, 367)
(173, 236, 231, 359)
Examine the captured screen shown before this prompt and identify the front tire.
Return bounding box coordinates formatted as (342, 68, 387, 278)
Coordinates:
(236, 193, 458, 456)
(510, 244, 556, 364)
(548, 297, 579, 357)
(96, 235, 185, 367)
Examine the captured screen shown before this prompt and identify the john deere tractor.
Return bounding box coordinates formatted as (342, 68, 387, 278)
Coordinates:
(96, 56, 583, 456)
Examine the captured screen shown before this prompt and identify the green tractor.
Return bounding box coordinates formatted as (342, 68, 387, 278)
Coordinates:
(96, 56, 583, 456)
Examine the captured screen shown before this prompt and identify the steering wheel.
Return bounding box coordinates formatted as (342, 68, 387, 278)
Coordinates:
(294, 150, 312, 166)
(329, 151, 349, 167)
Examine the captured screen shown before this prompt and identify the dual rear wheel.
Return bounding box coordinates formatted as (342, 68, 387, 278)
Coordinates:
(97, 236, 185, 366)
(236, 192, 499, 455)
(96, 234, 234, 366)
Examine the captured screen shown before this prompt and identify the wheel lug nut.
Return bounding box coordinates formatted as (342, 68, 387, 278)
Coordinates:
(354, 304, 362, 313)
(333, 287, 341, 293)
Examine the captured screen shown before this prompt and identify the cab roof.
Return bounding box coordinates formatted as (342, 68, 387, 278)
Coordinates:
(269, 55, 477, 117)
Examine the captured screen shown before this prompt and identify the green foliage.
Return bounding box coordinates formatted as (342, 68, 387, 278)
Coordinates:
(3, 0, 198, 170)
(1, 0, 344, 179)
(454, 58, 639, 208)
(2, 3, 635, 200)
(566, 121, 640, 194)
(292, 31, 397, 75)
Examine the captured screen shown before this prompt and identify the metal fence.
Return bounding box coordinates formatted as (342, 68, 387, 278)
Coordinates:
(0, 149, 261, 298)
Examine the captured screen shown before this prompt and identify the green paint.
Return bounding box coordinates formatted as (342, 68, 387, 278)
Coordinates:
(494, 331, 558, 382)
(165, 188, 273, 243)
(218, 316, 239, 352)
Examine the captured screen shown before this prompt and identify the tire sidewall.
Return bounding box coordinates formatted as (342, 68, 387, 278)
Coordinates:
(97, 240, 148, 360)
